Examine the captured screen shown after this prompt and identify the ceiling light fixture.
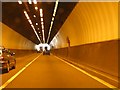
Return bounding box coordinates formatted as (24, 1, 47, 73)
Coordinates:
(18, 0, 22, 4)
(33, 0, 37, 4)
(42, 24, 44, 29)
(52, 17, 54, 21)
(35, 6, 38, 10)
(40, 9, 43, 17)
(39, 8, 45, 43)
(24, 11, 30, 20)
(33, 15, 36, 17)
(42, 30, 45, 43)
(28, 19, 32, 25)
(40, 9, 43, 14)
(41, 22, 43, 25)
(41, 18, 43, 22)
(47, 0, 59, 43)
(36, 23, 38, 25)
(28, 0, 32, 4)
(24, 10, 41, 43)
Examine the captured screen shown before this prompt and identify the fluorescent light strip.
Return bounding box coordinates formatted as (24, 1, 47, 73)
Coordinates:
(42, 24, 44, 29)
(40, 9, 42, 14)
(41, 18, 43, 22)
(41, 22, 43, 25)
(40, 9, 43, 17)
(42, 30, 45, 43)
(31, 25, 41, 41)
(28, 0, 32, 4)
(28, 19, 32, 25)
(24, 11, 30, 20)
(33, 0, 37, 4)
(47, 0, 59, 43)
(18, 0, 22, 4)
(24, 11, 41, 43)
(52, 17, 54, 21)
(40, 13, 43, 17)
(39, 8, 45, 43)
(53, 0, 59, 16)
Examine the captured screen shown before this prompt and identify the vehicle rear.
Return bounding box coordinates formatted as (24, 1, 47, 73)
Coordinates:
(0, 47, 16, 73)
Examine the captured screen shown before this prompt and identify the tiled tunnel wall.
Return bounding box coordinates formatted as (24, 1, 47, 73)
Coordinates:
(51, 2, 118, 77)
(1, 22, 36, 57)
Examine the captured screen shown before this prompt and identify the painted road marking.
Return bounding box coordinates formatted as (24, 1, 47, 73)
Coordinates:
(54, 56, 118, 89)
(62, 58, 118, 82)
(0, 54, 41, 90)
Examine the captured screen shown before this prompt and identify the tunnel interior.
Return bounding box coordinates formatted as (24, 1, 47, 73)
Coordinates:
(0, 1, 119, 88)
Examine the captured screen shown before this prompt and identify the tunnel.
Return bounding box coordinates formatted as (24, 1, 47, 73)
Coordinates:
(0, 0, 119, 89)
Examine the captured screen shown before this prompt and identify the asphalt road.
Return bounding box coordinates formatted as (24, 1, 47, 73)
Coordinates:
(0, 53, 114, 88)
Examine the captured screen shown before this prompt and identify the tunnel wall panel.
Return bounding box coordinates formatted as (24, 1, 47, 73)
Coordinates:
(52, 40, 118, 77)
(51, 2, 118, 77)
(51, 2, 118, 48)
(1, 22, 35, 50)
(9, 49, 37, 58)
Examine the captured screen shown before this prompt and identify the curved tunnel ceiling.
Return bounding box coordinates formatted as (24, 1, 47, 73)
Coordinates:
(2, 2, 77, 44)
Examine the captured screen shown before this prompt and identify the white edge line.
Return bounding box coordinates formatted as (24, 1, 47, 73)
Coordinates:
(64, 58, 118, 82)
(54, 55, 118, 89)
(0, 54, 41, 90)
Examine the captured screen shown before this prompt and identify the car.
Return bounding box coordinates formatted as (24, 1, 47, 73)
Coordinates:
(0, 46, 16, 73)
(43, 50, 50, 55)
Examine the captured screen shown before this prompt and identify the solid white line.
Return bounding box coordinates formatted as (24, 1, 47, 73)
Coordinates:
(54, 56, 118, 89)
(63, 59, 118, 82)
(0, 54, 41, 90)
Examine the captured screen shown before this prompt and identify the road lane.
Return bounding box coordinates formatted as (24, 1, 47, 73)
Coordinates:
(1, 53, 40, 85)
(3, 55, 111, 88)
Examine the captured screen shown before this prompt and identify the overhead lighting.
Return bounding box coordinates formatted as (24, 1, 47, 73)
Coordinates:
(39, 32, 40, 33)
(31, 24, 34, 28)
(42, 30, 45, 43)
(39, 8, 45, 43)
(53, 0, 59, 17)
(38, 28, 39, 30)
(35, 6, 38, 10)
(28, 0, 32, 4)
(24, 11, 30, 20)
(52, 17, 54, 21)
(40, 9, 43, 17)
(40, 9, 43, 14)
(36, 23, 38, 25)
(18, 0, 22, 4)
(47, 0, 59, 43)
(42, 24, 44, 29)
(41, 22, 43, 25)
(33, 0, 37, 4)
(51, 21, 53, 26)
(24, 10, 41, 43)
(33, 15, 36, 18)
(41, 18, 43, 22)
(40, 13, 43, 18)
(28, 19, 32, 25)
